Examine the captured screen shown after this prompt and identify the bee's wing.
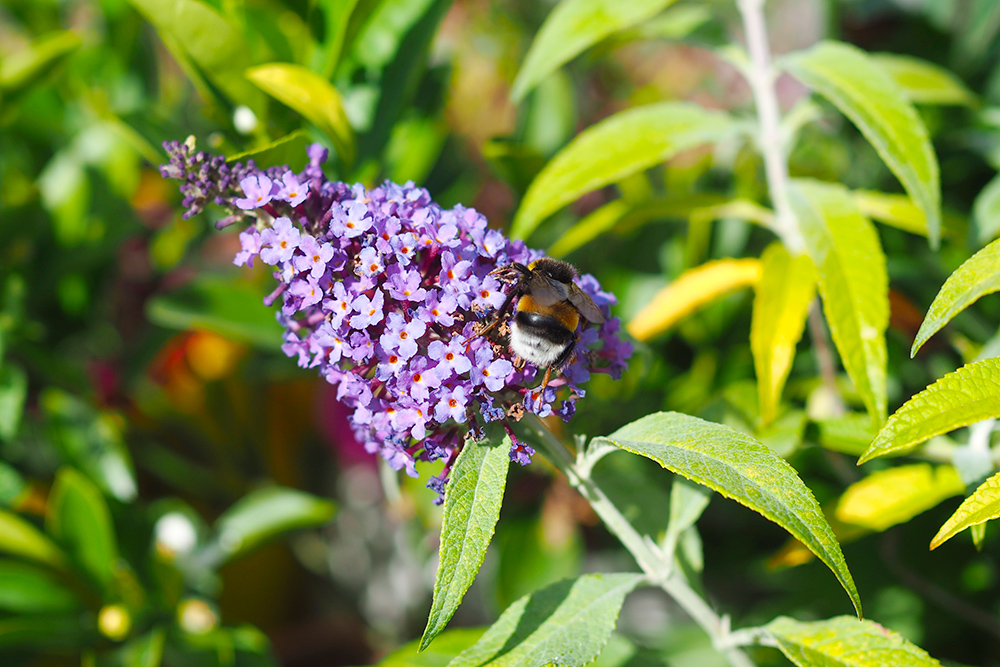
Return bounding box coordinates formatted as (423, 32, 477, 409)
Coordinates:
(527, 274, 570, 306)
(568, 284, 605, 323)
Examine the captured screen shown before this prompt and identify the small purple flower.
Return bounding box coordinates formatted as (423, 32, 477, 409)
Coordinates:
(434, 385, 469, 423)
(357, 247, 384, 277)
(276, 171, 308, 207)
(331, 200, 372, 239)
(349, 289, 385, 330)
(471, 348, 514, 392)
(234, 228, 262, 267)
(471, 275, 507, 312)
(379, 312, 426, 360)
(234, 174, 274, 210)
(419, 290, 457, 327)
(428, 338, 473, 377)
(293, 235, 335, 280)
(386, 267, 428, 303)
(259, 216, 300, 265)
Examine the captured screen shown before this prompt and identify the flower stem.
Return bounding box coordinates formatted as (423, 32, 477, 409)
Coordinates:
(736, 0, 803, 253)
(522, 415, 757, 667)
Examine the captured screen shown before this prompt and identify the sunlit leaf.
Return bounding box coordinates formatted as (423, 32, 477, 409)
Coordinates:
(911, 237, 1000, 356)
(511, 102, 734, 240)
(0, 364, 26, 443)
(548, 200, 629, 258)
(600, 412, 861, 617)
(871, 53, 976, 106)
(227, 130, 312, 172)
(447, 573, 644, 667)
(931, 470, 1000, 550)
(246, 64, 354, 165)
(860, 358, 1000, 463)
(421, 434, 511, 650)
(127, 0, 266, 114)
(790, 179, 888, 426)
(124, 628, 167, 667)
(147, 275, 285, 349)
(814, 414, 878, 457)
(203, 487, 336, 565)
(511, 0, 679, 102)
(627, 258, 761, 341)
(768, 616, 942, 667)
(0, 511, 66, 569)
(751, 243, 818, 426)
(0, 561, 78, 613)
(42, 389, 137, 502)
(784, 41, 941, 246)
(973, 174, 1000, 244)
(836, 464, 963, 532)
(46, 468, 118, 590)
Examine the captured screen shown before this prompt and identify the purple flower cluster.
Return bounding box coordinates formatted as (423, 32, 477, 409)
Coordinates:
(161, 141, 632, 492)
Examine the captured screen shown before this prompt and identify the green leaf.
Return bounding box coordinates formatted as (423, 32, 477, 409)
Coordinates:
(447, 573, 643, 667)
(790, 179, 888, 426)
(751, 243, 818, 426)
(511, 0, 678, 102)
(860, 358, 1000, 463)
(42, 389, 137, 502)
(600, 412, 861, 617)
(246, 64, 354, 165)
(0, 511, 66, 569)
(0, 560, 79, 613)
(227, 130, 312, 172)
(911, 237, 1000, 356)
(814, 414, 878, 457)
(835, 464, 964, 532)
(767, 616, 942, 667)
(0, 614, 84, 651)
(871, 53, 976, 106)
(124, 628, 167, 667)
(784, 41, 941, 246)
(420, 434, 511, 651)
(374, 628, 486, 666)
(511, 102, 734, 240)
(204, 487, 336, 565)
(662, 477, 711, 562)
(47, 468, 118, 589)
(0, 461, 25, 507)
(973, 174, 1000, 244)
(0, 31, 81, 96)
(0, 363, 27, 443)
(126, 0, 266, 114)
(146, 275, 285, 349)
(932, 471, 1000, 549)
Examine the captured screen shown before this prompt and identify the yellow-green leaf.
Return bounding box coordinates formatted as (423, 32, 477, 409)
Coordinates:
(768, 616, 942, 667)
(246, 64, 354, 165)
(931, 470, 1000, 550)
(751, 243, 818, 426)
(860, 357, 1000, 463)
(911, 237, 1000, 356)
(511, 102, 734, 240)
(973, 173, 1000, 244)
(790, 179, 888, 426)
(511, 0, 678, 102)
(627, 258, 761, 341)
(784, 41, 941, 246)
(601, 412, 861, 617)
(0, 511, 67, 570)
(836, 464, 964, 532)
(871, 53, 976, 106)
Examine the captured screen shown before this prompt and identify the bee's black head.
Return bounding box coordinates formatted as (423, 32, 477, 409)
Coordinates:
(529, 258, 577, 284)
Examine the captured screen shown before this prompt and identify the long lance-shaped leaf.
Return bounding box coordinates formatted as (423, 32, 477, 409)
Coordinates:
(911, 237, 1000, 356)
(447, 573, 643, 667)
(791, 179, 888, 426)
(510, 102, 734, 240)
(511, 0, 678, 102)
(931, 471, 1000, 550)
(783, 41, 941, 246)
(871, 53, 977, 106)
(599, 412, 861, 618)
(859, 357, 1000, 464)
(420, 435, 511, 651)
(751, 243, 818, 426)
(627, 258, 761, 341)
(767, 616, 943, 667)
(246, 64, 355, 165)
(835, 464, 964, 532)
(46, 468, 118, 590)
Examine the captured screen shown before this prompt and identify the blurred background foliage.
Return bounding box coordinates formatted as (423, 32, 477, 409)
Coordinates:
(3, 0, 1000, 665)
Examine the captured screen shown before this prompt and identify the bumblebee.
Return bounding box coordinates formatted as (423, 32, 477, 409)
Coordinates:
(471, 258, 604, 391)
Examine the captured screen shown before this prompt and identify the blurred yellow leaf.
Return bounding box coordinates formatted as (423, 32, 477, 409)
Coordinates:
(627, 259, 761, 341)
(931, 470, 1000, 550)
(836, 464, 963, 532)
(751, 243, 818, 426)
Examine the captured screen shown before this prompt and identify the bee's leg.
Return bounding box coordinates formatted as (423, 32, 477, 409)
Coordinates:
(462, 287, 519, 346)
(513, 355, 526, 370)
(537, 366, 552, 393)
